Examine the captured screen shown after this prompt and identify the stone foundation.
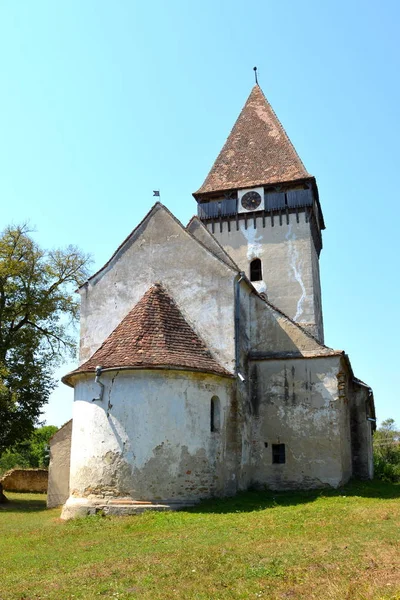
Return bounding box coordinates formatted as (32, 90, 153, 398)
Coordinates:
(61, 496, 197, 519)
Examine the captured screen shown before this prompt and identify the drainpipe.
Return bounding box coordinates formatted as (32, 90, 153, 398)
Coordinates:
(235, 272, 246, 381)
(92, 365, 105, 402)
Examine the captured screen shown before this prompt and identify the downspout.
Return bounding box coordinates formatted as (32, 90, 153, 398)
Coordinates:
(92, 365, 105, 402)
(235, 272, 245, 380)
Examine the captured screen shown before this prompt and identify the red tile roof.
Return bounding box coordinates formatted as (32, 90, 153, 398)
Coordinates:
(63, 284, 230, 385)
(195, 85, 311, 196)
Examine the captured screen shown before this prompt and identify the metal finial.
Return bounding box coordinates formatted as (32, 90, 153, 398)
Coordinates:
(253, 66, 258, 85)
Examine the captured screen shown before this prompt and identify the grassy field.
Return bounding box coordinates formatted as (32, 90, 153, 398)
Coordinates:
(0, 481, 399, 600)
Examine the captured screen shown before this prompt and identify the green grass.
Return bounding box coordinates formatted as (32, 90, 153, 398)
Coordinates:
(1, 481, 400, 600)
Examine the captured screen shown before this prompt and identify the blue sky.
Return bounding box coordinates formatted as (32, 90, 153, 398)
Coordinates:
(0, 1, 398, 428)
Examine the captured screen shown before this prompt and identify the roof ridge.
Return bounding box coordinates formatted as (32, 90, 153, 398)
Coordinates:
(237, 272, 338, 352)
(81, 202, 164, 287)
(186, 216, 240, 271)
(262, 296, 337, 351)
(82, 202, 237, 290)
(162, 208, 238, 273)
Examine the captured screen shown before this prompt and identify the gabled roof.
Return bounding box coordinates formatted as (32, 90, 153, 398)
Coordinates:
(63, 283, 230, 386)
(186, 216, 239, 270)
(80, 202, 237, 290)
(195, 85, 311, 196)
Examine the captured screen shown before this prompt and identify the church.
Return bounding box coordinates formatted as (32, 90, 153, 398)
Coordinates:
(55, 84, 375, 519)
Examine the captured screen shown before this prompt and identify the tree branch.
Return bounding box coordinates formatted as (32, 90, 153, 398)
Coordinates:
(25, 320, 70, 349)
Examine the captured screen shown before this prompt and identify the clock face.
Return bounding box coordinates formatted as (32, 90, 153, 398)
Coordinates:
(241, 191, 262, 211)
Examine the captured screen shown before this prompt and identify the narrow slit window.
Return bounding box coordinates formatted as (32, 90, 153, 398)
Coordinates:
(250, 258, 262, 282)
(272, 443, 286, 464)
(210, 396, 221, 432)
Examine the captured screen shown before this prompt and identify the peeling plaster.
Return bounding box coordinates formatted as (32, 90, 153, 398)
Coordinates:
(285, 223, 308, 321)
(67, 371, 235, 505)
(240, 222, 264, 261)
(276, 403, 339, 435)
(314, 369, 339, 404)
(239, 222, 268, 295)
(253, 281, 267, 294)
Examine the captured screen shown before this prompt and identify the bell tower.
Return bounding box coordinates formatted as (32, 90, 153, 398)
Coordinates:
(193, 85, 325, 343)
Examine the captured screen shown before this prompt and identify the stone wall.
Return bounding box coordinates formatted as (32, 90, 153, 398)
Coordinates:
(0, 468, 48, 493)
(47, 420, 73, 508)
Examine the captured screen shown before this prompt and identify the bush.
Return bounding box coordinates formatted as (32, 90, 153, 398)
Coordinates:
(374, 452, 400, 483)
(373, 419, 400, 483)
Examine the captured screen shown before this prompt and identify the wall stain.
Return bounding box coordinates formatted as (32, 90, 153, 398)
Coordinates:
(107, 370, 120, 417)
(284, 366, 289, 403)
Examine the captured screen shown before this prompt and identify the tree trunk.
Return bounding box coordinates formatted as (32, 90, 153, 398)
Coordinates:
(0, 482, 8, 503)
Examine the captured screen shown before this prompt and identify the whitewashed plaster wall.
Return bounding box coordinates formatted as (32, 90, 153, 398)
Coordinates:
(207, 211, 323, 341)
(248, 356, 351, 489)
(47, 420, 72, 508)
(235, 279, 254, 491)
(249, 293, 328, 357)
(186, 217, 238, 270)
(79, 205, 237, 372)
(65, 369, 237, 511)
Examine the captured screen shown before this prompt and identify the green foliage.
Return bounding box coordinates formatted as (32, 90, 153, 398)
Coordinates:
(0, 447, 29, 474)
(0, 425, 58, 475)
(373, 419, 400, 482)
(0, 224, 90, 453)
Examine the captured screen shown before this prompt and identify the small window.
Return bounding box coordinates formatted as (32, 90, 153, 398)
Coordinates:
(210, 396, 220, 432)
(250, 258, 262, 282)
(272, 444, 286, 464)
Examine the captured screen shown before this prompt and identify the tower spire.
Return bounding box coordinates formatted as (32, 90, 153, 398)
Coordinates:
(194, 85, 311, 197)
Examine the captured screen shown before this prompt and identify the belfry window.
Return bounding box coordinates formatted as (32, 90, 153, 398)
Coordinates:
(250, 258, 262, 282)
(210, 396, 221, 432)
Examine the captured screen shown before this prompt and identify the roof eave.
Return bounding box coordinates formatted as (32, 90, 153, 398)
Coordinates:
(62, 364, 234, 388)
(193, 175, 315, 201)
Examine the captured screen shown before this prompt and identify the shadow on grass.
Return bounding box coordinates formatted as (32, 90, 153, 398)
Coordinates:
(187, 479, 400, 514)
(0, 493, 47, 514)
(0, 480, 399, 516)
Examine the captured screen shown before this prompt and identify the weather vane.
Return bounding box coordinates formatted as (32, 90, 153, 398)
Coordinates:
(253, 66, 258, 85)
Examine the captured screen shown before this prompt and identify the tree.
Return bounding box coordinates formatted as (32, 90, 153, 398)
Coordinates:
(373, 419, 400, 482)
(0, 425, 58, 476)
(0, 224, 91, 454)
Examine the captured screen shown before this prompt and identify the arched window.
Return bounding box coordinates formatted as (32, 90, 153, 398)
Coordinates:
(250, 258, 262, 282)
(210, 396, 221, 432)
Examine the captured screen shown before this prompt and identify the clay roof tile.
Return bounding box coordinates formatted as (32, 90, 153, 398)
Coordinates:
(195, 85, 311, 196)
(64, 284, 230, 383)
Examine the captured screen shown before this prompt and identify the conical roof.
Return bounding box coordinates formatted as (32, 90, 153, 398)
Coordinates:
(195, 85, 311, 196)
(63, 283, 230, 385)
